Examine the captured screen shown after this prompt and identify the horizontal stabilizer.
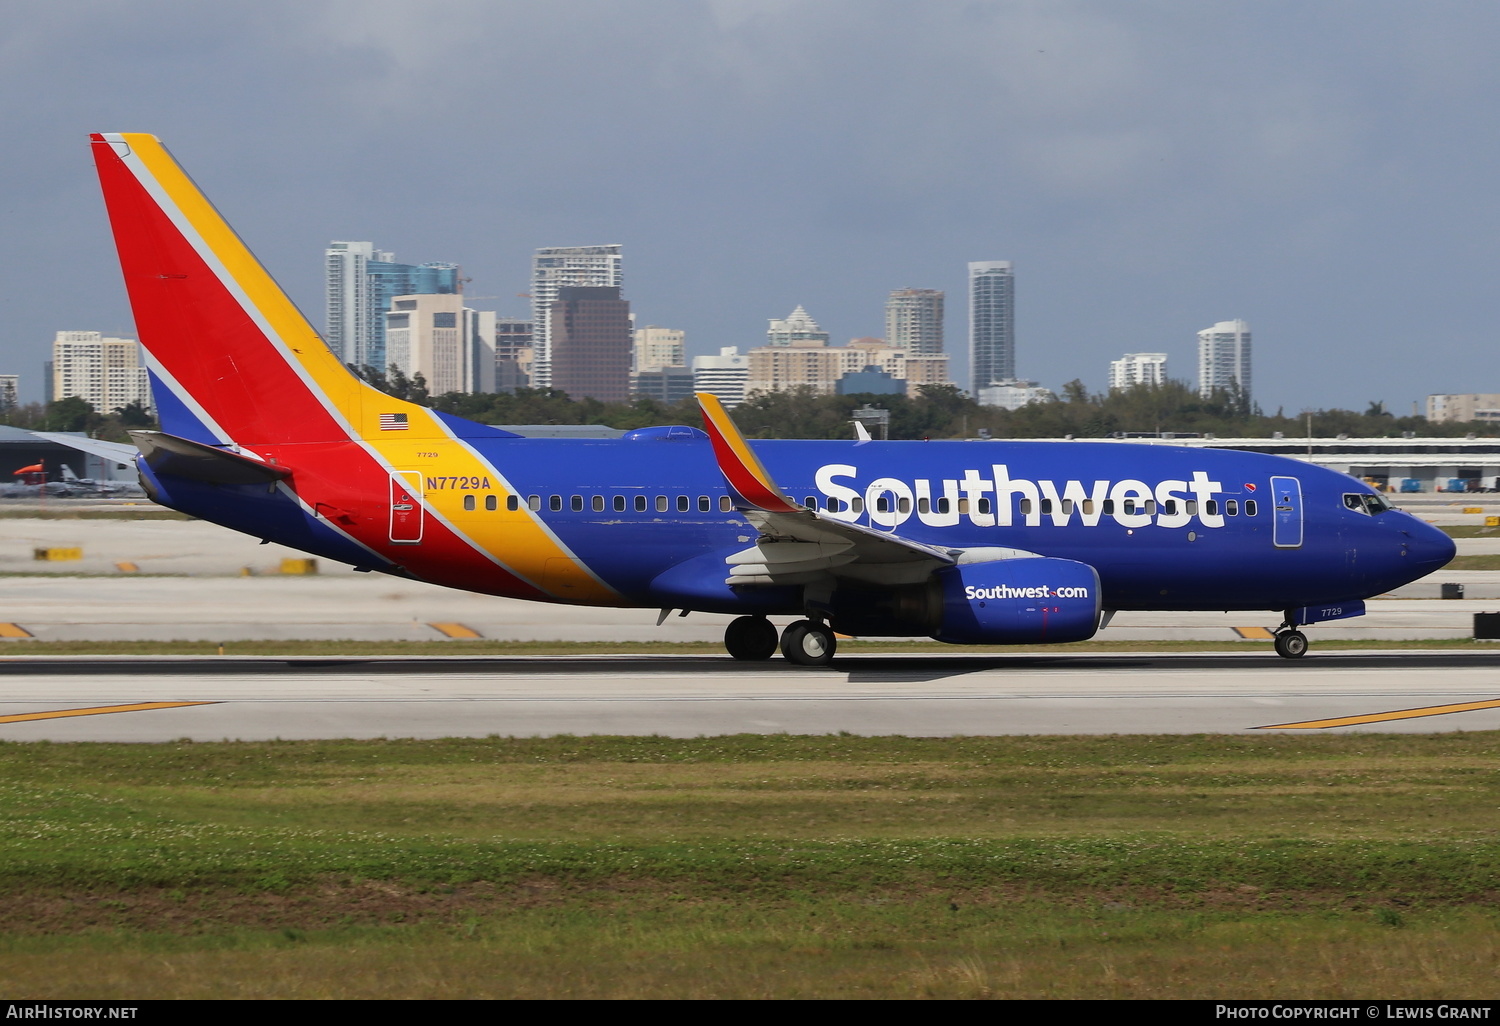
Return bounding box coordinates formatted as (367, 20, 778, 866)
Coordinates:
(131, 430, 291, 485)
(30, 432, 140, 465)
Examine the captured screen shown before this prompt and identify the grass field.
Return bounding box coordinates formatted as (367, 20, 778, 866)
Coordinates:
(1, 733, 1498, 998)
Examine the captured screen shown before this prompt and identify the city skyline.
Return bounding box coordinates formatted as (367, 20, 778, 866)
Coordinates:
(10, 5, 1500, 414)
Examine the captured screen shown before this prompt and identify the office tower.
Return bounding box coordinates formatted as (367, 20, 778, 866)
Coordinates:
(1196, 319, 1251, 400)
(968, 261, 1014, 395)
(325, 241, 459, 373)
(383, 295, 492, 396)
(692, 347, 750, 408)
(50, 331, 150, 414)
(633, 326, 686, 373)
(1427, 394, 1500, 425)
(766, 305, 829, 348)
(494, 317, 533, 392)
(548, 286, 632, 403)
(885, 288, 944, 356)
(531, 245, 623, 389)
(0, 375, 16, 414)
(1109, 353, 1169, 391)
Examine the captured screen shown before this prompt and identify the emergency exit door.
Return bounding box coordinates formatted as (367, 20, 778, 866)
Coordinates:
(1269, 475, 1303, 549)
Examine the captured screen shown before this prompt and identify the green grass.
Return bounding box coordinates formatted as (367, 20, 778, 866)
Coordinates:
(0, 508, 187, 520)
(1445, 554, 1500, 570)
(2, 734, 1500, 997)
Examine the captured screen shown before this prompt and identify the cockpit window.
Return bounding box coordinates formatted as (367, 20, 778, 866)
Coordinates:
(1343, 492, 1392, 515)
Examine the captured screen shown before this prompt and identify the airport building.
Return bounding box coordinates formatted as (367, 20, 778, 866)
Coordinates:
(968, 261, 1015, 396)
(50, 332, 150, 415)
(531, 245, 623, 389)
(1109, 353, 1168, 391)
(1197, 319, 1251, 400)
(884, 288, 944, 356)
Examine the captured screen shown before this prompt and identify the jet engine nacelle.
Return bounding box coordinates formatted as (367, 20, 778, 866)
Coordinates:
(931, 557, 1101, 645)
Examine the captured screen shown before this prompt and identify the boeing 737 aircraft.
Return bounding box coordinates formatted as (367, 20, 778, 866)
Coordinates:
(88, 133, 1455, 664)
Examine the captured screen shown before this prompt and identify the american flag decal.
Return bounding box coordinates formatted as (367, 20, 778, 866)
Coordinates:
(379, 413, 409, 431)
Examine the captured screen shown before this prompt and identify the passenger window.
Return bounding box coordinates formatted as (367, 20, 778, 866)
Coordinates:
(656, 496, 668, 512)
(1102, 500, 1115, 514)
(1062, 499, 1074, 514)
(979, 498, 992, 514)
(550, 495, 562, 511)
(698, 496, 710, 512)
(614, 495, 626, 512)
(876, 495, 890, 513)
(1245, 500, 1257, 516)
(1205, 500, 1219, 516)
(593, 495, 605, 512)
(898, 497, 911, 514)
(1162, 500, 1176, 515)
(1039, 499, 1052, 514)
(805, 496, 818, 510)
(1226, 499, 1239, 516)
(937, 498, 950, 514)
(719, 496, 732, 512)
(1083, 499, 1096, 515)
(677, 495, 690, 512)
(1145, 500, 1157, 515)
(918, 497, 931, 514)
(1123, 500, 1137, 515)
(957, 499, 969, 514)
(528, 495, 541, 511)
(635, 495, 648, 512)
(852, 497, 865, 514)
(463, 495, 475, 511)
(1186, 500, 1198, 515)
(827, 498, 843, 513)
(571, 495, 583, 511)
(485, 495, 497, 512)
(1020, 499, 1033, 515)
(506, 495, 519, 511)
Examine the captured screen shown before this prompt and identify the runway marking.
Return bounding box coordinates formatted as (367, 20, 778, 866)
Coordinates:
(0, 623, 33, 638)
(429, 622, 482, 639)
(1233, 626, 1276, 640)
(1256, 698, 1500, 730)
(0, 701, 217, 724)
(115, 561, 139, 572)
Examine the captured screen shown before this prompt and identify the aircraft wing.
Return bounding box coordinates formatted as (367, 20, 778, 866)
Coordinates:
(30, 433, 139, 466)
(698, 393, 958, 586)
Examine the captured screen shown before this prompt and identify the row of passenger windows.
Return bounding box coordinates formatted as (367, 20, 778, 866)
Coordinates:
(457, 493, 1259, 518)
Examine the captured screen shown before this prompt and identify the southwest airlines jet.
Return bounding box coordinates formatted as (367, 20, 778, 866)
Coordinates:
(88, 133, 1455, 665)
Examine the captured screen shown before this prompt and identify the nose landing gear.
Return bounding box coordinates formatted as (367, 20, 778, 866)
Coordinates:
(1273, 627, 1309, 659)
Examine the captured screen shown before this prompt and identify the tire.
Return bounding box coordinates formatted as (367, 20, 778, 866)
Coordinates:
(1274, 630, 1308, 659)
(780, 620, 837, 666)
(724, 615, 778, 661)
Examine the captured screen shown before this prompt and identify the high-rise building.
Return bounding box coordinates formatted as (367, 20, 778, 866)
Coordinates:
(885, 288, 944, 356)
(494, 317, 533, 392)
(633, 327, 686, 373)
(50, 332, 150, 414)
(1109, 353, 1168, 391)
(325, 241, 459, 373)
(384, 295, 492, 396)
(0, 375, 17, 414)
(549, 286, 632, 403)
(766, 306, 829, 348)
(531, 245, 623, 389)
(968, 261, 1014, 395)
(1426, 394, 1500, 424)
(692, 347, 750, 408)
(1196, 319, 1251, 400)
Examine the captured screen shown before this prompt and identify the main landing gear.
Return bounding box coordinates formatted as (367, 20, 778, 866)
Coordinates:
(1273, 628, 1308, 659)
(723, 616, 837, 666)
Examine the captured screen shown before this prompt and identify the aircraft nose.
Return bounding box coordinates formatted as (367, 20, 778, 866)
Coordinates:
(1404, 521, 1456, 572)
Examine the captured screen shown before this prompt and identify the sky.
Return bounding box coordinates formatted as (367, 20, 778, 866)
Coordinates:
(5, 0, 1500, 415)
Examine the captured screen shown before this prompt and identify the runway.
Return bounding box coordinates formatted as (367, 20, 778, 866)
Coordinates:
(3, 650, 1500, 741)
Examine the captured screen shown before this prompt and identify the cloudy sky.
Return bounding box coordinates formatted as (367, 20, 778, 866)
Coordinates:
(5, 0, 1500, 414)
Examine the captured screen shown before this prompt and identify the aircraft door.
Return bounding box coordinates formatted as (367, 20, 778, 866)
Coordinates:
(1269, 475, 1303, 549)
(389, 471, 424, 544)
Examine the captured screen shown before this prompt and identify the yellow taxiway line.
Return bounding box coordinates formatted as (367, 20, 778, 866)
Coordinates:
(0, 702, 216, 724)
(0, 623, 33, 638)
(1257, 698, 1500, 730)
(428, 622, 482, 639)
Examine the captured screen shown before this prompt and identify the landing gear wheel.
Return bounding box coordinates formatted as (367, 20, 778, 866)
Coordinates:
(1274, 630, 1308, 659)
(724, 615, 778, 661)
(780, 619, 837, 666)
